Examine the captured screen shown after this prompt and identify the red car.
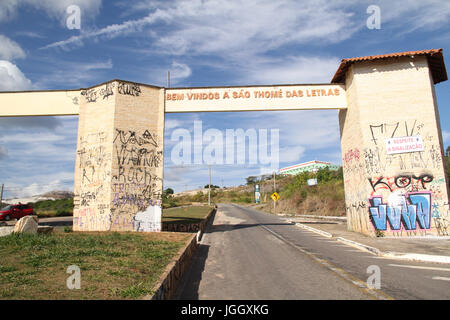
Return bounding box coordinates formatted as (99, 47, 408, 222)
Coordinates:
(0, 204, 35, 221)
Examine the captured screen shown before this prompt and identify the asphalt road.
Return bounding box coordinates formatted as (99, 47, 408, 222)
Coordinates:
(175, 203, 450, 300)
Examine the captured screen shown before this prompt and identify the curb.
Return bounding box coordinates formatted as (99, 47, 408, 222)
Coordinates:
(336, 237, 382, 256)
(278, 214, 346, 221)
(146, 206, 217, 300)
(147, 233, 198, 300)
(294, 222, 333, 238)
(294, 222, 450, 264)
(381, 252, 450, 264)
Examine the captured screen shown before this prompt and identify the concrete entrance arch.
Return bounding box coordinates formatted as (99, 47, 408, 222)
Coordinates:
(0, 49, 448, 237)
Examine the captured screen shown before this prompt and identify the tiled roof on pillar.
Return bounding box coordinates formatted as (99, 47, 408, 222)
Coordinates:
(331, 49, 448, 85)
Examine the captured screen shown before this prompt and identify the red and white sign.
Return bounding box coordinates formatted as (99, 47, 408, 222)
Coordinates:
(385, 136, 424, 155)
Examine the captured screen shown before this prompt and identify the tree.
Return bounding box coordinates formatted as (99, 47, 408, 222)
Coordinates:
(245, 176, 258, 185)
(204, 184, 220, 189)
(162, 188, 176, 208)
(316, 167, 333, 183)
(164, 188, 174, 195)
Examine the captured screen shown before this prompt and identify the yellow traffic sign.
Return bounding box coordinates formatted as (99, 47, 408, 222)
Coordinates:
(271, 192, 280, 202)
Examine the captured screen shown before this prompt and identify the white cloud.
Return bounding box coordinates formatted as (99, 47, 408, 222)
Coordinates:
(0, 60, 32, 91)
(374, 0, 450, 33)
(165, 118, 183, 130)
(241, 56, 341, 84)
(0, 0, 18, 22)
(169, 62, 191, 82)
(0, 0, 103, 23)
(14, 31, 46, 39)
(147, 61, 192, 86)
(0, 116, 78, 199)
(0, 132, 64, 144)
(5, 177, 74, 199)
(162, 109, 342, 191)
(0, 35, 26, 60)
(41, 8, 167, 50)
(279, 145, 306, 164)
(0, 116, 62, 132)
(0, 145, 7, 159)
(40, 0, 450, 55)
(150, 0, 358, 57)
(42, 0, 360, 52)
(32, 58, 113, 89)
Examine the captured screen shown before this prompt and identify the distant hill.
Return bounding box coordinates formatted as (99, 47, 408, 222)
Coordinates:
(40, 191, 74, 199)
(5, 190, 74, 205)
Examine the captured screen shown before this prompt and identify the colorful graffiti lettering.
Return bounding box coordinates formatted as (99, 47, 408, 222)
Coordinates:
(369, 192, 432, 231)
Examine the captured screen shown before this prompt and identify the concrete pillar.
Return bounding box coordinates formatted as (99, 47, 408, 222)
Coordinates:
(73, 80, 165, 232)
(339, 55, 449, 237)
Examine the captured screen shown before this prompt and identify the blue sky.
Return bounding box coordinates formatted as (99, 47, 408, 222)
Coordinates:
(0, 0, 449, 197)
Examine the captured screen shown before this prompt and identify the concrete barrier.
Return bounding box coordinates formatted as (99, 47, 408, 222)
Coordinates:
(162, 207, 216, 234)
(148, 206, 217, 300)
(148, 233, 198, 300)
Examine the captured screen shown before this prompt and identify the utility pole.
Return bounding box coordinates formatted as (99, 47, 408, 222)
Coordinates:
(0, 184, 3, 206)
(167, 71, 171, 88)
(273, 171, 276, 211)
(208, 165, 211, 206)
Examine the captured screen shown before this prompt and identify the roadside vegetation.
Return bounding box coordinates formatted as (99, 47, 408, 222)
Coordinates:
(6, 148, 448, 219)
(162, 206, 213, 225)
(31, 198, 74, 218)
(165, 167, 346, 216)
(0, 231, 190, 299)
(260, 167, 346, 216)
(167, 149, 450, 217)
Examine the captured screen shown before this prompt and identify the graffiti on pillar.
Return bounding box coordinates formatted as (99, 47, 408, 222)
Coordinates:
(434, 212, 450, 236)
(74, 131, 112, 231)
(343, 148, 360, 165)
(369, 120, 423, 146)
(74, 208, 112, 231)
(133, 205, 162, 232)
(81, 83, 115, 103)
(368, 174, 434, 194)
(81, 88, 98, 103)
(369, 192, 432, 231)
(99, 83, 115, 100)
(343, 120, 448, 236)
(111, 127, 163, 232)
(365, 120, 443, 173)
(366, 171, 450, 235)
(118, 82, 141, 97)
(367, 170, 439, 229)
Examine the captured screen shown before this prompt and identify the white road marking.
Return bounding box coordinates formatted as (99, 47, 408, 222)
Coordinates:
(432, 276, 450, 281)
(260, 224, 393, 300)
(388, 264, 450, 272)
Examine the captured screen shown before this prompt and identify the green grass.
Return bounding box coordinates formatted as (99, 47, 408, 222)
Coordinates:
(0, 231, 190, 300)
(162, 206, 213, 225)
